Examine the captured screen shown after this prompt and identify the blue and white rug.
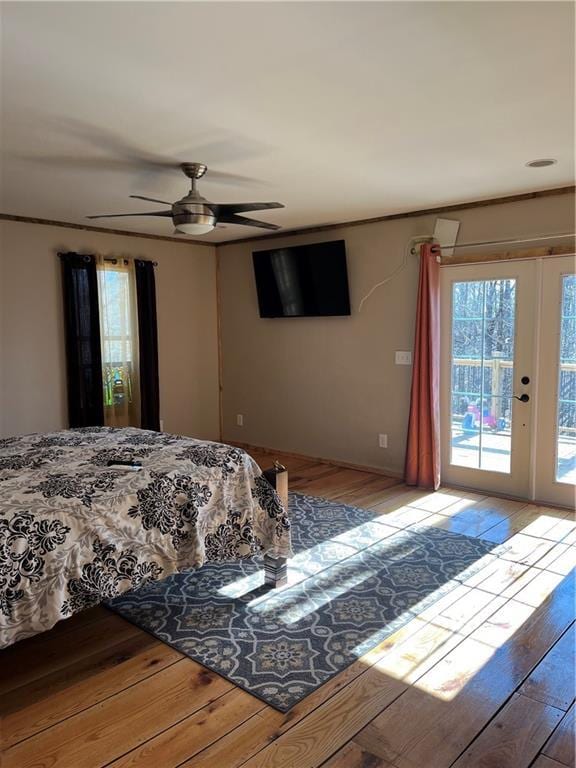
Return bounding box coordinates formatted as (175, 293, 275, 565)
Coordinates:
(108, 492, 496, 710)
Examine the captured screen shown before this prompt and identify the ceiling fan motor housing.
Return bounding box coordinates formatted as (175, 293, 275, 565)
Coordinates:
(172, 194, 216, 230)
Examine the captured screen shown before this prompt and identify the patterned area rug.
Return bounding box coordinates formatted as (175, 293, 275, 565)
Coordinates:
(108, 492, 496, 710)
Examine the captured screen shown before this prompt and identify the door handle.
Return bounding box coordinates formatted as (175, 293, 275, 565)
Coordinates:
(513, 393, 530, 403)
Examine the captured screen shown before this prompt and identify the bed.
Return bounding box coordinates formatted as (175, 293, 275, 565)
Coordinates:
(0, 427, 292, 649)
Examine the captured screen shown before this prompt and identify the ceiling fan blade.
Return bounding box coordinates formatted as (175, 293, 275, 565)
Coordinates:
(39, 118, 269, 172)
(210, 202, 284, 215)
(17, 155, 152, 171)
(18, 155, 262, 185)
(206, 170, 263, 187)
(86, 211, 173, 219)
(217, 214, 281, 231)
(130, 195, 173, 205)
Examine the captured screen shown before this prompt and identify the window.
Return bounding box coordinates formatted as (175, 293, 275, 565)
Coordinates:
(97, 259, 140, 427)
(556, 274, 576, 484)
(450, 279, 516, 473)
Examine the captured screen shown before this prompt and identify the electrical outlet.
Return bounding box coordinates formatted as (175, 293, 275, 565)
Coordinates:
(395, 351, 412, 365)
(236, 414, 244, 427)
(378, 433, 388, 449)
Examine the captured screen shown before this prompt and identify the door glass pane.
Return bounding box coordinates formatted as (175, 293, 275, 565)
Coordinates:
(556, 274, 576, 484)
(450, 279, 516, 473)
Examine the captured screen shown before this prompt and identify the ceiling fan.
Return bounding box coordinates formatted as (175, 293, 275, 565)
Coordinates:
(87, 162, 284, 235)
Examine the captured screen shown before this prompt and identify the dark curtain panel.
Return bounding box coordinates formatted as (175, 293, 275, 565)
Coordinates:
(59, 252, 104, 427)
(135, 259, 160, 430)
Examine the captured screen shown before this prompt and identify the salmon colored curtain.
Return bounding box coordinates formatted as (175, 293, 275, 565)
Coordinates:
(404, 242, 441, 489)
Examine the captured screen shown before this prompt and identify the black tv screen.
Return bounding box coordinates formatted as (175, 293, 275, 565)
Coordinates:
(252, 240, 350, 318)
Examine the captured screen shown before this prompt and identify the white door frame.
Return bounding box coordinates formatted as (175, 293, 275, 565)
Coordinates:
(440, 260, 537, 499)
(534, 256, 576, 507)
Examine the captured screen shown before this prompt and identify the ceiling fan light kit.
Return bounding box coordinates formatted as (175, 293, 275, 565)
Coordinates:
(174, 220, 215, 236)
(87, 162, 284, 236)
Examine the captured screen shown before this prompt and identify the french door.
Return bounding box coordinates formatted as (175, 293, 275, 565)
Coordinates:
(535, 257, 576, 506)
(441, 256, 575, 507)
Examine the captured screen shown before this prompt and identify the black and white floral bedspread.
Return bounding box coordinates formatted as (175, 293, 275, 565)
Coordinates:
(0, 427, 292, 648)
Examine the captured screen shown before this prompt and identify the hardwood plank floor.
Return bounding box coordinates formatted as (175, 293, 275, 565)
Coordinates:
(518, 625, 575, 711)
(320, 741, 394, 767)
(2, 632, 183, 748)
(449, 694, 563, 768)
(354, 581, 573, 768)
(541, 703, 575, 767)
(1, 452, 574, 768)
(532, 757, 570, 768)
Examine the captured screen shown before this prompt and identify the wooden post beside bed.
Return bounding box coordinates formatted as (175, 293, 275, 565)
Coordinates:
(263, 462, 289, 587)
(264, 554, 288, 587)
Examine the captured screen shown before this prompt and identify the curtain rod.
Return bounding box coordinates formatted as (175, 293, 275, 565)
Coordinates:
(58, 253, 158, 266)
(410, 231, 575, 256)
(440, 252, 576, 266)
(103, 257, 158, 266)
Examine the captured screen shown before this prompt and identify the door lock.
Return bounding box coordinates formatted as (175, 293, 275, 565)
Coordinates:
(521, 376, 530, 385)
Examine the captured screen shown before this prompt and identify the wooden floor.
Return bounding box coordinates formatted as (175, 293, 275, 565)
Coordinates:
(1, 451, 575, 768)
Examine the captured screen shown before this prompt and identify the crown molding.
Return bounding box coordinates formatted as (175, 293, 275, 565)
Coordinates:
(1, 185, 574, 250)
(0, 213, 214, 247)
(216, 185, 576, 248)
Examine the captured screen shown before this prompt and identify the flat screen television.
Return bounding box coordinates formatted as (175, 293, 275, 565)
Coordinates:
(252, 240, 350, 318)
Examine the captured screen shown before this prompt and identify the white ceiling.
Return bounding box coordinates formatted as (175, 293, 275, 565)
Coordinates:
(1, 2, 574, 243)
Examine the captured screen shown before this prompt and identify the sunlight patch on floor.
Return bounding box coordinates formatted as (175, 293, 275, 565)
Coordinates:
(218, 516, 408, 608)
(371, 505, 434, 528)
(385, 571, 568, 701)
(216, 568, 302, 600)
(405, 490, 485, 514)
(353, 568, 568, 701)
(414, 636, 496, 700)
(218, 493, 572, 699)
(247, 556, 377, 618)
(520, 513, 575, 539)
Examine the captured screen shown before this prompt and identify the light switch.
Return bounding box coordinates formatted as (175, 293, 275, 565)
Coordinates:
(395, 351, 412, 365)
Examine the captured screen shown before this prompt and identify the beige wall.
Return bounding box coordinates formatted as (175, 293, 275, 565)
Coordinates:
(0, 221, 219, 440)
(218, 192, 575, 475)
(2, 192, 574, 468)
